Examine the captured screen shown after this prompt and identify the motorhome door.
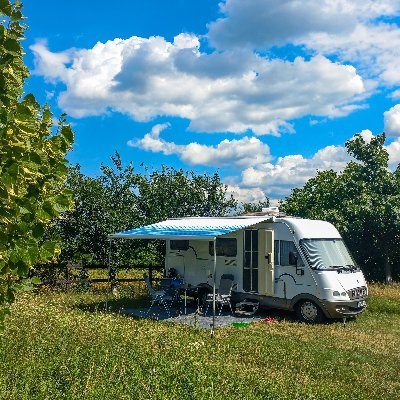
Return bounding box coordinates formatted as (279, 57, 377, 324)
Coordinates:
(243, 229, 258, 292)
(258, 229, 274, 296)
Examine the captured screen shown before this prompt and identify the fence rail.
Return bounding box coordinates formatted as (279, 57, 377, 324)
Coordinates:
(35, 263, 164, 289)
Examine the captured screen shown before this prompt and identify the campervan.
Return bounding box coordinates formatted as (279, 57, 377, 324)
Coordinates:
(111, 210, 368, 322)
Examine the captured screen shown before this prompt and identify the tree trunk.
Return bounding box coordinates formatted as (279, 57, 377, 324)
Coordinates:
(384, 254, 392, 284)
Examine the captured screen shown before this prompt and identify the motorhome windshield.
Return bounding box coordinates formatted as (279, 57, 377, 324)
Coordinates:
(299, 239, 357, 271)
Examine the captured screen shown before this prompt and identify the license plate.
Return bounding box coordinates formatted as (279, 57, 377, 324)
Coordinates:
(357, 300, 366, 307)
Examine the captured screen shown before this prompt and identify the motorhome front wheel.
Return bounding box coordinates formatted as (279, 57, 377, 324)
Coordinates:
(296, 300, 325, 323)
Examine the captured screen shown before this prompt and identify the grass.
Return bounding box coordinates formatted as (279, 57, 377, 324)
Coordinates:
(0, 284, 399, 399)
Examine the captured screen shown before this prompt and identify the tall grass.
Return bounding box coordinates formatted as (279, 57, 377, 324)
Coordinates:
(0, 284, 399, 399)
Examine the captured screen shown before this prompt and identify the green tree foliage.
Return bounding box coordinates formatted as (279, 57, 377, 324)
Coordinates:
(239, 200, 270, 214)
(53, 155, 138, 267)
(134, 165, 237, 223)
(281, 133, 400, 282)
(0, 0, 74, 323)
(52, 154, 237, 267)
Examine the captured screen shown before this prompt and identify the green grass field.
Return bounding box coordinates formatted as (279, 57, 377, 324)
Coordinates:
(1, 283, 399, 399)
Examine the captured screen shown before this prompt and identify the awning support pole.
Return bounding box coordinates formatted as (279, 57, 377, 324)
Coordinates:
(211, 237, 216, 337)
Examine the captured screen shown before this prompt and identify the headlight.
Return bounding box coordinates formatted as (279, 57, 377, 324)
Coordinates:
(333, 291, 347, 297)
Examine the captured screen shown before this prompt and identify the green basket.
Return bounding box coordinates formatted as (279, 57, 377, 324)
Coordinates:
(232, 322, 250, 328)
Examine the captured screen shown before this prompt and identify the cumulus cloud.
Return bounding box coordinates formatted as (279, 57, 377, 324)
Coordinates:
(347, 128, 375, 144)
(237, 128, 399, 197)
(386, 139, 400, 165)
(303, 23, 400, 87)
(240, 145, 351, 196)
(208, 0, 400, 49)
(208, 0, 357, 49)
(128, 123, 272, 168)
(384, 104, 400, 137)
(31, 40, 73, 83)
(131, 111, 399, 198)
(208, 0, 400, 87)
(31, 34, 365, 136)
(226, 185, 267, 203)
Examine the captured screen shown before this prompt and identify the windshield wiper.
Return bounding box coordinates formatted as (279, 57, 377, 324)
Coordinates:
(330, 265, 357, 273)
(327, 265, 344, 273)
(345, 264, 358, 272)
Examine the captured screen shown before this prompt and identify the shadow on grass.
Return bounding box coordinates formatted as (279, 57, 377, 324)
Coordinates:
(256, 308, 359, 326)
(72, 294, 354, 326)
(73, 295, 299, 323)
(74, 295, 150, 316)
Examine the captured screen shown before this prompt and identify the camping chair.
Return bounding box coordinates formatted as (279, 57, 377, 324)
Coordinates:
(204, 274, 236, 316)
(143, 274, 175, 317)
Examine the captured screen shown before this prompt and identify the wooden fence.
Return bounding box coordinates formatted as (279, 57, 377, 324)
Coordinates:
(35, 263, 164, 290)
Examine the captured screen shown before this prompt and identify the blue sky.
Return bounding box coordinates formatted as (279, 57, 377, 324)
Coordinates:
(22, 0, 400, 202)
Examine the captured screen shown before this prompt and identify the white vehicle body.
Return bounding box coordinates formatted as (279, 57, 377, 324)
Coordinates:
(164, 216, 368, 320)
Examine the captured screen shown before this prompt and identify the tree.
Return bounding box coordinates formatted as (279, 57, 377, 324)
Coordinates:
(52, 155, 237, 267)
(0, 0, 74, 324)
(281, 133, 400, 282)
(238, 200, 270, 214)
(133, 164, 238, 265)
(134, 165, 237, 224)
(51, 154, 153, 268)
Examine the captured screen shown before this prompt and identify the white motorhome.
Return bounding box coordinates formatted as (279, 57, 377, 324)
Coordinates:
(111, 211, 368, 322)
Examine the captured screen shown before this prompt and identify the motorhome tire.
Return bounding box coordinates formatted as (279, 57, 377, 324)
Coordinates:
(295, 300, 324, 323)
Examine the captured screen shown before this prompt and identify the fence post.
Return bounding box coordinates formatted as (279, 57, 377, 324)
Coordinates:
(109, 266, 117, 295)
(65, 261, 71, 291)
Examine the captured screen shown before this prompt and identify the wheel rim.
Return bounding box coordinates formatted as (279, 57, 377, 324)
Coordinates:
(300, 301, 318, 321)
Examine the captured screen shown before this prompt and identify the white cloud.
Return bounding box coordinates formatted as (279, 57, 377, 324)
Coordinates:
(391, 89, 400, 99)
(303, 22, 400, 87)
(128, 123, 272, 168)
(31, 40, 72, 83)
(45, 90, 55, 100)
(132, 114, 398, 198)
(208, 0, 357, 49)
(358, 129, 375, 142)
(31, 35, 365, 136)
(240, 144, 350, 197)
(208, 0, 400, 50)
(173, 33, 200, 49)
(226, 185, 267, 203)
(386, 138, 400, 165)
(235, 127, 399, 198)
(384, 104, 400, 137)
(207, 0, 400, 87)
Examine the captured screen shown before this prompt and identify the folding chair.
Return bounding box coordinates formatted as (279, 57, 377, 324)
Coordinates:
(143, 274, 175, 317)
(204, 275, 235, 316)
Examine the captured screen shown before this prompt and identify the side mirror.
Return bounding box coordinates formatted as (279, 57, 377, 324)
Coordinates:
(289, 251, 298, 266)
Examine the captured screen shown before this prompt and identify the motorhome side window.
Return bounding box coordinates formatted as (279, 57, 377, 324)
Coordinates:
(275, 240, 297, 266)
(274, 240, 279, 265)
(209, 238, 237, 257)
(170, 240, 189, 251)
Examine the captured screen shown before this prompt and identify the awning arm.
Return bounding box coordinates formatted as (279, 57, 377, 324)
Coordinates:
(211, 236, 216, 337)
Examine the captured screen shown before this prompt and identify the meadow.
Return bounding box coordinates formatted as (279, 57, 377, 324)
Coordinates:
(0, 283, 399, 400)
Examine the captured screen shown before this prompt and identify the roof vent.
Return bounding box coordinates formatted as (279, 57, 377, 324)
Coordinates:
(242, 206, 286, 217)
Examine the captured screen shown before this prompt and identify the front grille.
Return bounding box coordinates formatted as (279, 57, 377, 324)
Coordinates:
(347, 286, 367, 300)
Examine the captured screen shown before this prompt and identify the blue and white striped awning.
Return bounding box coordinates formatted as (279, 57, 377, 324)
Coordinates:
(109, 216, 274, 240)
